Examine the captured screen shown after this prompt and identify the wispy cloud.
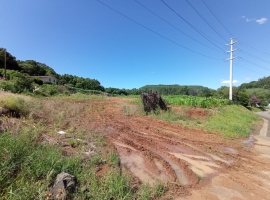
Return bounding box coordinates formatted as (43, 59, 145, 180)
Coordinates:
(221, 79, 239, 84)
(256, 18, 267, 24)
(242, 16, 267, 25)
(245, 77, 250, 80)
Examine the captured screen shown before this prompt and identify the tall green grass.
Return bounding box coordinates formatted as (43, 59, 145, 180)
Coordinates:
(164, 95, 229, 108)
(205, 105, 260, 138)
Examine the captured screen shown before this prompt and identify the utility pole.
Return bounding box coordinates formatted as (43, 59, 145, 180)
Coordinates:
(4, 48, 6, 79)
(226, 38, 238, 100)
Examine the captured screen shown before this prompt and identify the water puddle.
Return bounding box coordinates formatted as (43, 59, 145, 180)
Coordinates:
(242, 136, 255, 147)
(206, 153, 232, 165)
(118, 152, 156, 185)
(118, 151, 171, 185)
(220, 147, 238, 155)
(184, 143, 232, 165)
(154, 160, 171, 182)
(151, 149, 189, 186)
(170, 152, 221, 177)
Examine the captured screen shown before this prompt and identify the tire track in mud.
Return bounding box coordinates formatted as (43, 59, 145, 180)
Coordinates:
(79, 98, 270, 199)
(85, 99, 236, 188)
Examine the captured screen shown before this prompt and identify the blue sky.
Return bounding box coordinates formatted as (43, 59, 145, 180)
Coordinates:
(1, 0, 270, 89)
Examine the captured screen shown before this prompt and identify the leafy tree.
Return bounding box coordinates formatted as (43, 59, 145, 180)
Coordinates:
(18, 60, 57, 76)
(0, 48, 21, 71)
(58, 74, 105, 91)
(233, 88, 249, 107)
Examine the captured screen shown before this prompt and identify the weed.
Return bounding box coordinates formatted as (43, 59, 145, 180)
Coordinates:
(107, 152, 120, 167)
(69, 139, 81, 148)
(139, 183, 150, 200)
(151, 182, 167, 198)
(97, 135, 107, 147)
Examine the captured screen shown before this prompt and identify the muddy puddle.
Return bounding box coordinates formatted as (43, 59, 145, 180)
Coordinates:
(112, 131, 233, 186)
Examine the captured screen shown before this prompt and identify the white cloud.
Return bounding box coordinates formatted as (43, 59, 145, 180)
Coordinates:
(242, 16, 267, 25)
(221, 79, 239, 84)
(256, 18, 267, 24)
(245, 77, 250, 80)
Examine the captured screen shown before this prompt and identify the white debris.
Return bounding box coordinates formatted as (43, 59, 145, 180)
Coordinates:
(57, 131, 66, 135)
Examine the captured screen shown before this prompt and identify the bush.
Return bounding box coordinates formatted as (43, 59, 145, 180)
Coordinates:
(0, 94, 29, 117)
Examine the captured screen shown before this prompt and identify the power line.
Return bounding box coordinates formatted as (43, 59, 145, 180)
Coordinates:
(234, 64, 264, 75)
(185, 0, 227, 42)
(160, 0, 225, 51)
(239, 42, 270, 56)
(240, 58, 270, 71)
(201, 0, 233, 37)
(134, 0, 223, 52)
(201, 0, 270, 63)
(239, 50, 270, 64)
(96, 0, 223, 60)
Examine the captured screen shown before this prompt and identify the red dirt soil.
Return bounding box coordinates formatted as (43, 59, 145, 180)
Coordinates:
(79, 97, 270, 199)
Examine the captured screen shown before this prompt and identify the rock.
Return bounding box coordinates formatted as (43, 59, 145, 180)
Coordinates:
(49, 172, 76, 200)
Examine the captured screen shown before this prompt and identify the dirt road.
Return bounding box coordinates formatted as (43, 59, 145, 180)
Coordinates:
(80, 97, 270, 199)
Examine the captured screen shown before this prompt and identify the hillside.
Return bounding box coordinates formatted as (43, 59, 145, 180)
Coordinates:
(240, 76, 270, 104)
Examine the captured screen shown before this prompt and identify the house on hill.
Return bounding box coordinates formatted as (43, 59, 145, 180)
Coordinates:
(28, 76, 57, 84)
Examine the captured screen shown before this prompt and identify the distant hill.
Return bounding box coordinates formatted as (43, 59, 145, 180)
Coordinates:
(240, 76, 270, 104)
(240, 76, 270, 89)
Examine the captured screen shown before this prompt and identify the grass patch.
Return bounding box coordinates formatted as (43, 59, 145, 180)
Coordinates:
(146, 104, 260, 138)
(204, 105, 260, 138)
(67, 93, 105, 102)
(0, 91, 32, 117)
(1, 93, 167, 199)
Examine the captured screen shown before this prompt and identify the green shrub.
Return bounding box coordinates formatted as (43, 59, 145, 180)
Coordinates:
(0, 95, 29, 116)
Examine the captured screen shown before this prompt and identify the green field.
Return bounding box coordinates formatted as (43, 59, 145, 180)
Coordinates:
(163, 95, 229, 108)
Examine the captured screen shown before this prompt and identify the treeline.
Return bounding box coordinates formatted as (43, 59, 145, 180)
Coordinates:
(105, 85, 213, 96)
(1, 47, 269, 106)
(0, 48, 104, 95)
(239, 76, 270, 105)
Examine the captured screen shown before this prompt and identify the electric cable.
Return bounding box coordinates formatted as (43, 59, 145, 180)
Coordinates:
(185, 0, 227, 42)
(234, 64, 264, 75)
(134, 0, 223, 52)
(201, 0, 234, 37)
(239, 42, 270, 56)
(96, 0, 224, 60)
(160, 0, 225, 51)
(239, 50, 270, 64)
(241, 58, 270, 71)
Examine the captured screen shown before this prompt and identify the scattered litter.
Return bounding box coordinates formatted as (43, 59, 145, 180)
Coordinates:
(58, 131, 66, 135)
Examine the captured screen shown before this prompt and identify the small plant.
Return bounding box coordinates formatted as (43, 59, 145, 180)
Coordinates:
(107, 152, 120, 167)
(69, 139, 81, 148)
(151, 183, 167, 198)
(139, 183, 150, 200)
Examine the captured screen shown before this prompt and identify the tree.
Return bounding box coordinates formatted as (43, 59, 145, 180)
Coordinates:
(249, 95, 261, 107)
(0, 48, 21, 71)
(233, 88, 249, 107)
